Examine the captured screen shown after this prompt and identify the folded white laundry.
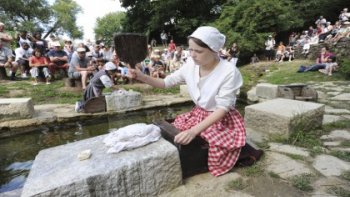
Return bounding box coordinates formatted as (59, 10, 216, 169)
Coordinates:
(103, 123, 161, 153)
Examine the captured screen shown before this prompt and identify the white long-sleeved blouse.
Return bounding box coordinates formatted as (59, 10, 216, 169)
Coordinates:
(164, 57, 243, 112)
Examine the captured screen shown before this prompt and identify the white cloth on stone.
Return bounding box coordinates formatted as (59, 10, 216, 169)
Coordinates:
(103, 123, 161, 153)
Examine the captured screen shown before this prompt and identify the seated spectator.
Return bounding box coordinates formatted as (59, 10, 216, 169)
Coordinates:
(75, 62, 120, 113)
(339, 8, 350, 24)
(91, 44, 103, 62)
(227, 42, 239, 66)
(169, 46, 186, 72)
(31, 32, 48, 55)
(102, 45, 113, 63)
(275, 41, 286, 62)
(0, 22, 13, 48)
(316, 46, 333, 64)
(330, 22, 350, 44)
(319, 22, 333, 42)
(48, 42, 69, 77)
(15, 42, 33, 78)
(29, 48, 51, 85)
(168, 39, 177, 57)
(68, 47, 95, 90)
(16, 30, 32, 48)
(285, 46, 295, 62)
(301, 39, 310, 57)
(64, 39, 74, 62)
(150, 55, 165, 78)
(47, 34, 59, 51)
(319, 58, 339, 76)
(250, 54, 259, 64)
(315, 16, 327, 26)
(0, 40, 18, 80)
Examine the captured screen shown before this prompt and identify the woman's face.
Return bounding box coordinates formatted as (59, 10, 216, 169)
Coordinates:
(188, 39, 216, 66)
(35, 51, 41, 57)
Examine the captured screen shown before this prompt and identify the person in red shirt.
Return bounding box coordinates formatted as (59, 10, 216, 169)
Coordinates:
(168, 39, 176, 57)
(29, 48, 51, 85)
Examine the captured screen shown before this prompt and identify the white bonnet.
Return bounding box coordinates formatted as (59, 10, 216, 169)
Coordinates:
(105, 62, 117, 71)
(189, 26, 226, 52)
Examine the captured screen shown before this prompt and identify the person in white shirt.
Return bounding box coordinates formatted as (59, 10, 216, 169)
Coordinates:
(129, 26, 248, 177)
(15, 42, 33, 77)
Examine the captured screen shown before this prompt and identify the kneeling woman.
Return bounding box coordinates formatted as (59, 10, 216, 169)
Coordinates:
(75, 62, 119, 112)
(130, 26, 247, 176)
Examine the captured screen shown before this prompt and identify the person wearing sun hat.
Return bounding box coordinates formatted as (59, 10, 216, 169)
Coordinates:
(129, 26, 262, 177)
(75, 61, 120, 112)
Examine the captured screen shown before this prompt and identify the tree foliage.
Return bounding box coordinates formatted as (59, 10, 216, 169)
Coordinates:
(0, 0, 83, 39)
(215, 0, 304, 53)
(94, 12, 126, 46)
(120, 0, 225, 43)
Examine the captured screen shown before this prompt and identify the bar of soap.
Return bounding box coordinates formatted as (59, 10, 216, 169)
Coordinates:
(78, 149, 92, 161)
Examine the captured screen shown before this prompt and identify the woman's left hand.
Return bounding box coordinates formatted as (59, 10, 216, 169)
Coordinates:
(174, 129, 197, 145)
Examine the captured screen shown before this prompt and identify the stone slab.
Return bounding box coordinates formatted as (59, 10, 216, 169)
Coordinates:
(244, 98, 324, 137)
(320, 130, 350, 141)
(268, 143, 310, 157)
(0, 98, 34, 122)
(21, 136, 182, 197)
(105, 90, 143, 112)
(265, 152, 313, 179)
(255, 83, 278, 99)
(330, 93, 350, 101)
(313, 155, 350, 177)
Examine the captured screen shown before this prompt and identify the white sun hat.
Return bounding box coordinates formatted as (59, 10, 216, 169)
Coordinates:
(189, 26, 226, 52)
(105, 62, 117, 71)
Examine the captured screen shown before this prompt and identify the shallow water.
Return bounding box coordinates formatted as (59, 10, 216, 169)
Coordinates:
(0, 104, 192, 193)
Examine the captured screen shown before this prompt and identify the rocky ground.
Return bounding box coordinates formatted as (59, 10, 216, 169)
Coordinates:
(1, 81, 350, 197)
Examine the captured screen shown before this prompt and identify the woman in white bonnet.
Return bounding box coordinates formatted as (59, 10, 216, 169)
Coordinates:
(130, 26, 247, 176)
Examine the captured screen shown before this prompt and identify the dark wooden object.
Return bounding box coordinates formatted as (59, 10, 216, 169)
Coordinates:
(113, 33, 148, 69)
(278, 84, 317, 101)
(84, 96, 106, 113)
(0, 67, 8, 80)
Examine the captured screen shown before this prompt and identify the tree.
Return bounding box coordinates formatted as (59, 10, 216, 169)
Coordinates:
(94, 12, 126, 46)
(215, 0, 303, 58)
(0, 0, 83, 39)
(45, 0, 83, 39)
(120, 0, 226, 44)
(0, 0, 51, 31)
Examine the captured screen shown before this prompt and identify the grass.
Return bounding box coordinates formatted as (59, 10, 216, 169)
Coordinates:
(341, 171, 350, 181)
(239, 162, 265, 177)
(268, 171, 280, 178)
(291, 174, 314, 192)
(226, 178, 249, 191)
(0, 78, 180, 105)
(329, 150, 350, 162)
(328, 186, 350, 197)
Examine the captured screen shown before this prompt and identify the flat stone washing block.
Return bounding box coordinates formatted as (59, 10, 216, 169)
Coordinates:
(21, 136, 182, 197)
(244, 98, 324, 137)
(0, 98, 34, 122)
(105, 90, 143, 112)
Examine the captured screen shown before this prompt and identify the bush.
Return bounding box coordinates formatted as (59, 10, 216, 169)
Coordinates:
(339, 58, 350, 79)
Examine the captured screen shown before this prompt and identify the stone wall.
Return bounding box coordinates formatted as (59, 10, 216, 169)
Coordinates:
(294, 38, 350, 62)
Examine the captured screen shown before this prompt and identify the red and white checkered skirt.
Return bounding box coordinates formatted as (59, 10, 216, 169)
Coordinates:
(173, 106, 246, 176)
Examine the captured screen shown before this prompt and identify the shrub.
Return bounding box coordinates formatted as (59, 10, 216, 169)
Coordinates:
(339, 58, 350, 79)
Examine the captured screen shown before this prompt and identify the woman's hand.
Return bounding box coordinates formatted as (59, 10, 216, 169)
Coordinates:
(174, 129, 197, 145)
(128, 63, 143, 80)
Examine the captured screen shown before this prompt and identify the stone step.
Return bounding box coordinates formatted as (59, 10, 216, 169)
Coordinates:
(0, 98, 34, 122)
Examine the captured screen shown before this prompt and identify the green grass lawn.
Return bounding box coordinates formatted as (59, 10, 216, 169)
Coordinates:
(239, 59, 348, 92)
(0, 59, 348, 105)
